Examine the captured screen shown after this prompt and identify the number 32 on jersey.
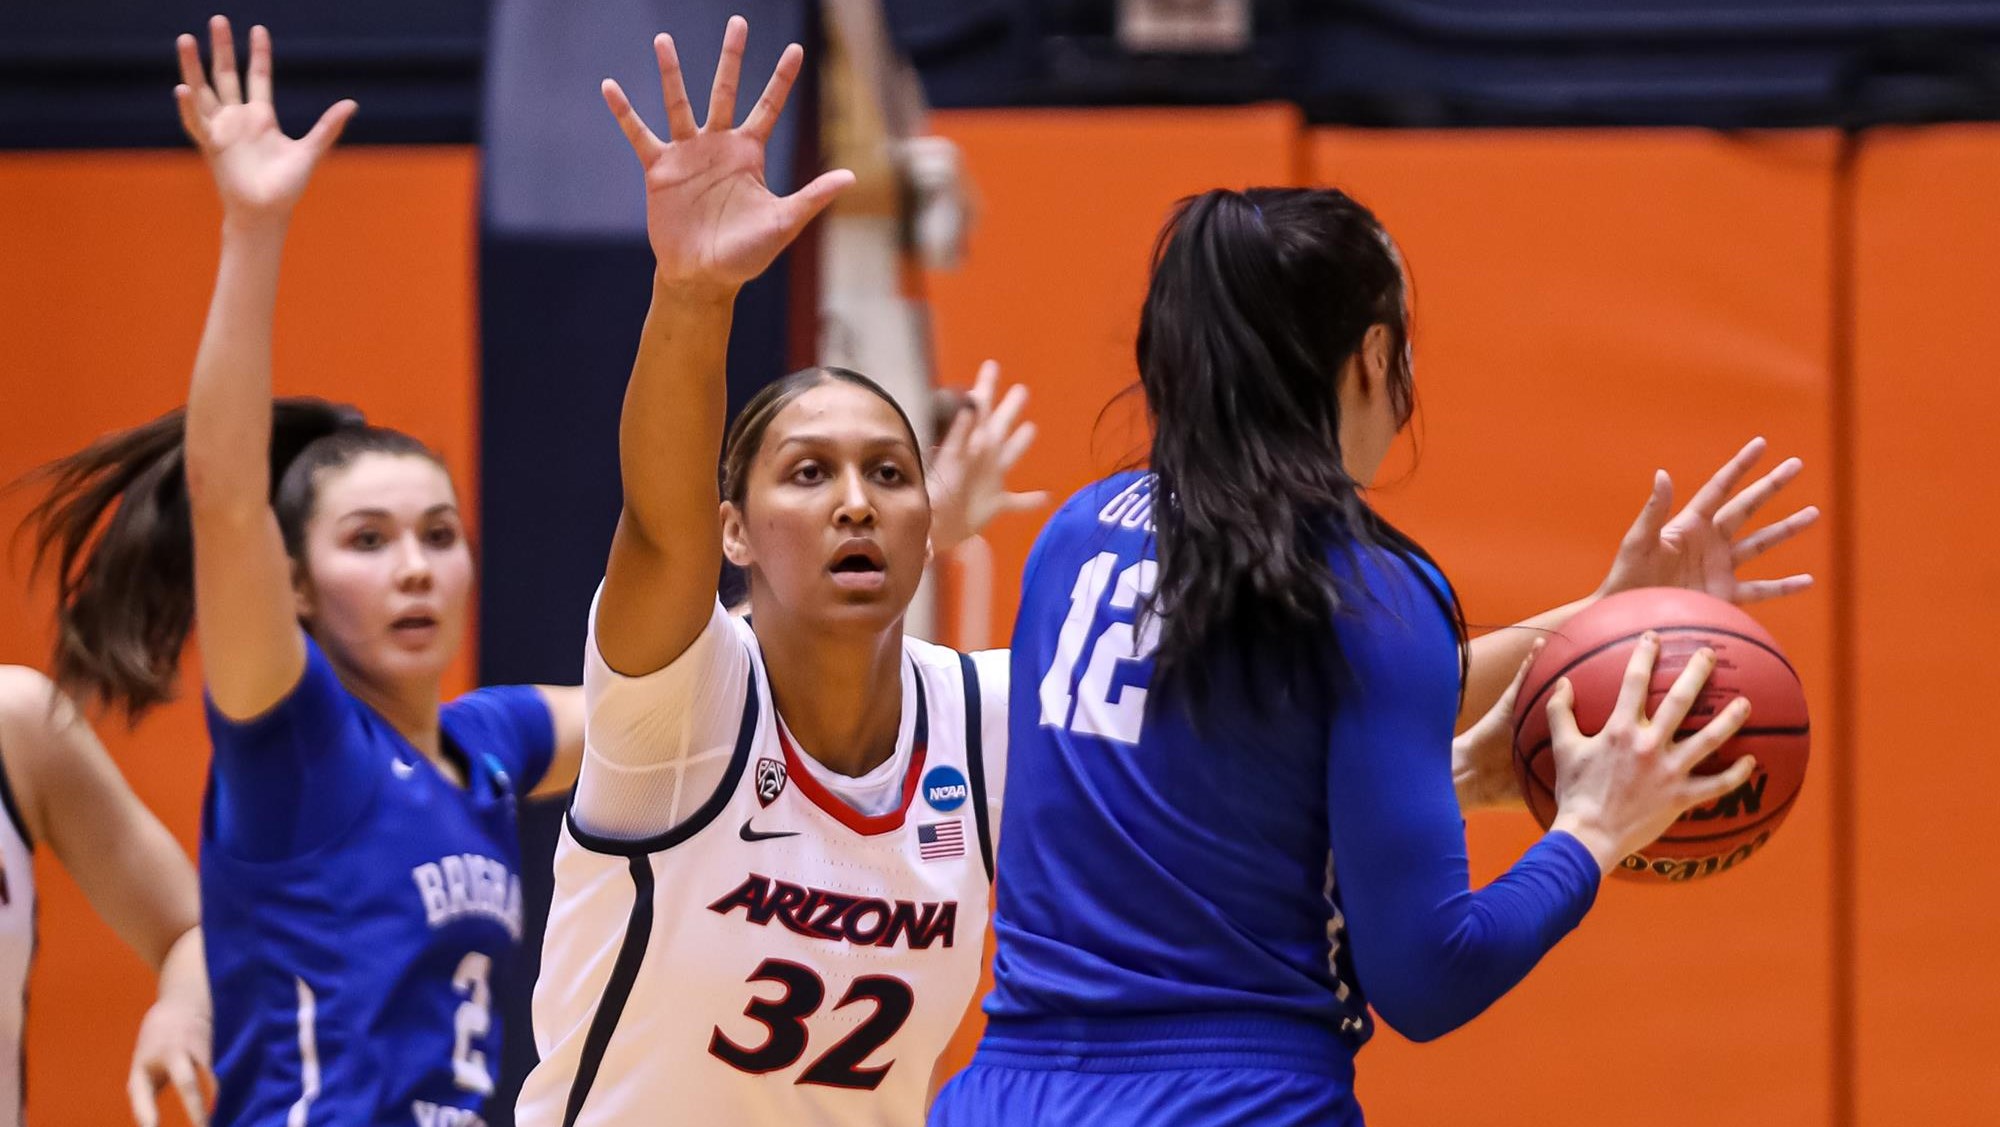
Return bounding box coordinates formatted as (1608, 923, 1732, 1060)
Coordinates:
(708, 960, 915, 1089)
(1038, 552, 1160, 745)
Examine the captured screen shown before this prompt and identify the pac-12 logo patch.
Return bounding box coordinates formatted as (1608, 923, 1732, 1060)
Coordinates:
(755, 757, 788, 807)
(923, 765, 969, 812)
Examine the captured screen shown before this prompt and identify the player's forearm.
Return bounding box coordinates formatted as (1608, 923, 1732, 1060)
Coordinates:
(616, 277, 735, 544)
(155, 926, 208, 1007)
(1362, 832, 1600, 1042)
(1459, 596, 1595, 731)
(66, 803, 202, 973)
(183, 219, 287, 515)
(598, 280, 737, 674)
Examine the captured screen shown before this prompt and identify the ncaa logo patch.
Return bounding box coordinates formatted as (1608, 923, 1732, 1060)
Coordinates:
(922, 765, 969, 813)
(755, 757, 788, 807)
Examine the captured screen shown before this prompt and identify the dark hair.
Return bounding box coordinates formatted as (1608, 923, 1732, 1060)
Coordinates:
(1137, 186, 1466, 704)
(720, 366, 924, 508)
(20, 397, 443, 719)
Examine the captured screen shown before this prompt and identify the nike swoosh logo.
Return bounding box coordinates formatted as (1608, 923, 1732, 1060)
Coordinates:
(739, 818, 800, 842)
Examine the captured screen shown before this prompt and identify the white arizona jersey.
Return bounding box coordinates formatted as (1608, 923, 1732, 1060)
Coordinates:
(0, 754, 35, 1127)
(519, 610, 1005, 1127)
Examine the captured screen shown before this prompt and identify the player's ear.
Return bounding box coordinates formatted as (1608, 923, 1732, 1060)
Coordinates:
(1357, 322, 1392, 401)
(720, 500, 754, 567)
(291, 558, 317, 622)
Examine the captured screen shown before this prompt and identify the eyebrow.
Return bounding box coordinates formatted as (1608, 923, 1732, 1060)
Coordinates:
(339, 504, 460, 521)
(771, 433, 917, 456)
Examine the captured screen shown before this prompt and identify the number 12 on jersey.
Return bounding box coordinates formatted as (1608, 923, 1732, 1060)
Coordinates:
(1038, 552, 1160, 745)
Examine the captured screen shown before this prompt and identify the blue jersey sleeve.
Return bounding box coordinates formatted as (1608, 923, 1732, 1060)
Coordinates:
(205, 637, 380, 863)
(445, 685, 557, 797)
(1325, 550, 1601, 1043)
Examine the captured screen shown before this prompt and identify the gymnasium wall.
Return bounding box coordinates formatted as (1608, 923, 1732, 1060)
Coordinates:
(2, 115, 1997, 1127)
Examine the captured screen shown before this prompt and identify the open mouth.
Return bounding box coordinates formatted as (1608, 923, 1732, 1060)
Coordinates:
(390, 613, 440, 642)
(827, 541, 888, 589)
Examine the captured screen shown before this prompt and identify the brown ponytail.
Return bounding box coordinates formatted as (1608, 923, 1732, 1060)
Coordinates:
(19, 397, 438, 720)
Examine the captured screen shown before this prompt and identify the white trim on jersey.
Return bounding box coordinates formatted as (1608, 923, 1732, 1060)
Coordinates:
(287, 977, 321, 1127)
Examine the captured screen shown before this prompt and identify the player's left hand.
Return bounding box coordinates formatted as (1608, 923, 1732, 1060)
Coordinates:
(602, 16, 853, 298)
(1595, 436, 1819, 605)
(1454, 640, 1540, 810)
(928, 360, 1048, 554)
(127, 993, 212, 1127)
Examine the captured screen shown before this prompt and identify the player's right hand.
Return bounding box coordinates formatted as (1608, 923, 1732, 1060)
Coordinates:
(174, 16, 355, 222)
(601, 16, 853, 298)
(928, 360, 1048, 554)
(1545, 632, 1758, 875)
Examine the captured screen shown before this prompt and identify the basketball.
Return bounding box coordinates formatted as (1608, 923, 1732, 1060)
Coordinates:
(1511, 588, 1809, 883)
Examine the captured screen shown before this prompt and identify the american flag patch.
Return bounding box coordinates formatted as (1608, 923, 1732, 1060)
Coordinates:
(917, 820, 965, 861)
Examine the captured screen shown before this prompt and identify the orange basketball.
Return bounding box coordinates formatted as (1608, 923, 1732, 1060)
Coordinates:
(1511, 587, 1810, 883)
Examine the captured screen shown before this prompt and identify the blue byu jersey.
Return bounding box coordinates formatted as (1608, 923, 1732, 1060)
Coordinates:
(202, 638, 554, 1126)
(960, 473, 1599, 1119)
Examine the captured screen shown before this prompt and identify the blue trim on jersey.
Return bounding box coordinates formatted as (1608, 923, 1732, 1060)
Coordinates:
(561, 854, 656, 1126)
(562, 659, 763, 856)
(0, 737, 32, 851)
(957, 653, 995, 882)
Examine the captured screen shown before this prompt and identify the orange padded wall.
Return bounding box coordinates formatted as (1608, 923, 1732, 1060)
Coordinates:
(1849, 125, 2000, 1125)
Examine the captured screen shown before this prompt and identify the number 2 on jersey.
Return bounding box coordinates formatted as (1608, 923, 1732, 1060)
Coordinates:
(1038, 552, 1161, 745)
(709, 959, 915, 1089)
(451, 951, 494, 1095)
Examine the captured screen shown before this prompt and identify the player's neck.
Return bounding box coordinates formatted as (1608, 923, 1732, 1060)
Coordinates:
(330, 658, 445, 762)
(758, 621, 904, 779)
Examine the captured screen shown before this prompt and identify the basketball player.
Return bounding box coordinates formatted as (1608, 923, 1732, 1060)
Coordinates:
(514, 20, 1031, 1126)
(0, 669, 210, 1126)
(930, 188, 1820, 1125)
(25, 19, 591, 1123)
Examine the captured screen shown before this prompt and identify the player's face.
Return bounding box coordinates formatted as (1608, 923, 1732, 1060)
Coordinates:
(293, 453, 474, 688)
(725, 382, 930, 632)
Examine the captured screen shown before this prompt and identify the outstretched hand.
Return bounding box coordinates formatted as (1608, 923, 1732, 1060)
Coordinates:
(603, 16, 854, 296)
(929, 360, 1049, 554)
(1597, 437, 1819, 605)
(174, 17, 355, 222)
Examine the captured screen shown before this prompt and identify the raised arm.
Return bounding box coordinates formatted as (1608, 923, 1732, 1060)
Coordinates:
(174, 17, 355, 720)
(594, 18, 852, 676)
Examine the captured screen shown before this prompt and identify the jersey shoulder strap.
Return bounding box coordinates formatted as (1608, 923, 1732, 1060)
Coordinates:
(956, 652, 995, 883)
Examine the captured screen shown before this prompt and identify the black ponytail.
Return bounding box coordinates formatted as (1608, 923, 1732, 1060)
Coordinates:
(20, 397, 438, 720)
(1138, 187, 1465, 706)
